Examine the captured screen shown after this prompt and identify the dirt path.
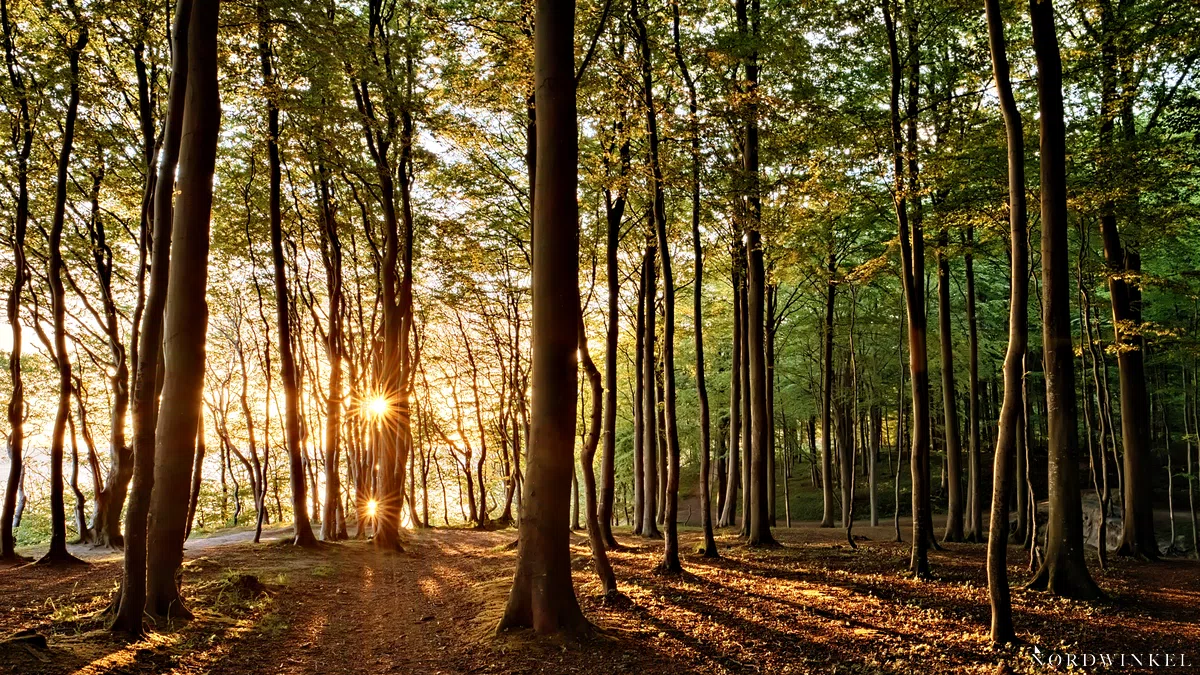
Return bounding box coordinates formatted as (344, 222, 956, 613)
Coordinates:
(2, 525, 1198, 674)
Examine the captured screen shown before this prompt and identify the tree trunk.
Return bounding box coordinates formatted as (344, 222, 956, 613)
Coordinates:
(938, 233, 964, 542)
(579, 316, 618, 595)
(634, 0, 682, 568)
(1025, 0, 1102, 600)
(38, 16, 88, 566)
(884, 0, 934, 576)
(259, 0, 317, 548)
(143, 0, 221, 620)
(641, 232, 661, 539)
(110, 0, 191, 627)
(632, 245, 646, 534)
(870, 405, 881, 527)
(983, 0, 1027, 641)
(820, 253, 836, 528)
(319, 160, 345, 541)
(185, 410, 205, 539)
(965, 226, 984, 543)
(670, 0, 715, 557)
(720, 251, 742, 528)
(599, 112, 628, 549)
(0, 0, 33, 561)
(497, 0, 588, 634)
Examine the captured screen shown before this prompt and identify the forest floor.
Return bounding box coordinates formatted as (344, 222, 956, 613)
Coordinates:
(1, 522, 1198, 674)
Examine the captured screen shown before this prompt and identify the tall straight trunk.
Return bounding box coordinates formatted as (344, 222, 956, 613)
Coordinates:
(720, 251, 743, 527)
(746, 232, 774, 546)
(143, 0, 220, 620)
(820, 254, 836, 528)
(185, 409, 205, 539)
(737, 0, 773, 548)
(633, 250, 646, 534)
(37, 15, 88, 566)
(885, 0, 934, 577)
(599, 123, 628, 550)
(497, 0, 588, 633)
(1091, 11, 1156, 559)
(837, 362, 855, 532)
(110, 0, 190, 627)
(869, 404, 881, 526)
(671, 0, 716, 557)
(895, 298, 906, 542)
(983, 0, 1027, 642)
(633, 0, 681, 568)
(640, 235, 660, 539)
(0, 0, 32, 560)
(67, 410, 88, 543)
(1187, 365, 1200, 558)
(938, 234, 964, 542)
(1160, 386, 1175, 551)
(767, 284, 777, 526)
(319, 160, 345, 541)
(1079, 224, 1112, 568)
(1026, 0, 1102, 600)
(579, 316, 618, 595)
(259, 1, 317, 547)
(739, 264, 752, 537)
(656, 368, 667, 526)
(965, 227, 984, 542)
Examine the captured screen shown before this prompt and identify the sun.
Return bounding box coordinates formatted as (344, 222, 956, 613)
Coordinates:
(364, 395, 389, 420)
(366, 499, 378, 519)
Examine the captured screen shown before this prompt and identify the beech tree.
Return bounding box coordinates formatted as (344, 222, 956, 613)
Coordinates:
(497, 0, 588, 635)
(1025, 0, 1102, 600)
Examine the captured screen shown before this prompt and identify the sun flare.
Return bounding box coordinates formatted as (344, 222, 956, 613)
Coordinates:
(364, 395, 390, 420)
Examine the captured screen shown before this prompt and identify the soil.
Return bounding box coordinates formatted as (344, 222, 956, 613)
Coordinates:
(1, 522, 1197, 674)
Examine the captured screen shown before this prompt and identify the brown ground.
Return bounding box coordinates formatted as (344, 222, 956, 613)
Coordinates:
(1, 522, 1197, 674)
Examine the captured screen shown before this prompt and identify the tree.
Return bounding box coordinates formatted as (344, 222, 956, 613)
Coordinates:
(497, 0, 589, 635)
(143, 0, 221, 619)
(983, 0, 1027, 642)
(38, 3, 88, 566)
(111, 0, 193, 636)
(1, 0, 32, 562)
(631, 0, 681, 570)
(1025, 0, 1102, 600)
(671, 0, 716, 557)
(258, 0, 317, 548)
(884, 0, 934, 578)
(819, 252, 836, 528)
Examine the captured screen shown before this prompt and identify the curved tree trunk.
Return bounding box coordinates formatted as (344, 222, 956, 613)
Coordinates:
(884, 0, 933, 577)
(1, 0, 32, 561)
(111, 0, 193, 636)
(579, 316, 618, 596)
(144, 0, 221, 620)
(38, 16, 88, 567)
(983, 0, 1026, 642)
(259, 0, 317, 548)
(633, 0, 680, 567)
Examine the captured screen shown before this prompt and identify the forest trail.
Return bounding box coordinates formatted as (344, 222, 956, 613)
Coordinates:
(3, 526, 1200, 674)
